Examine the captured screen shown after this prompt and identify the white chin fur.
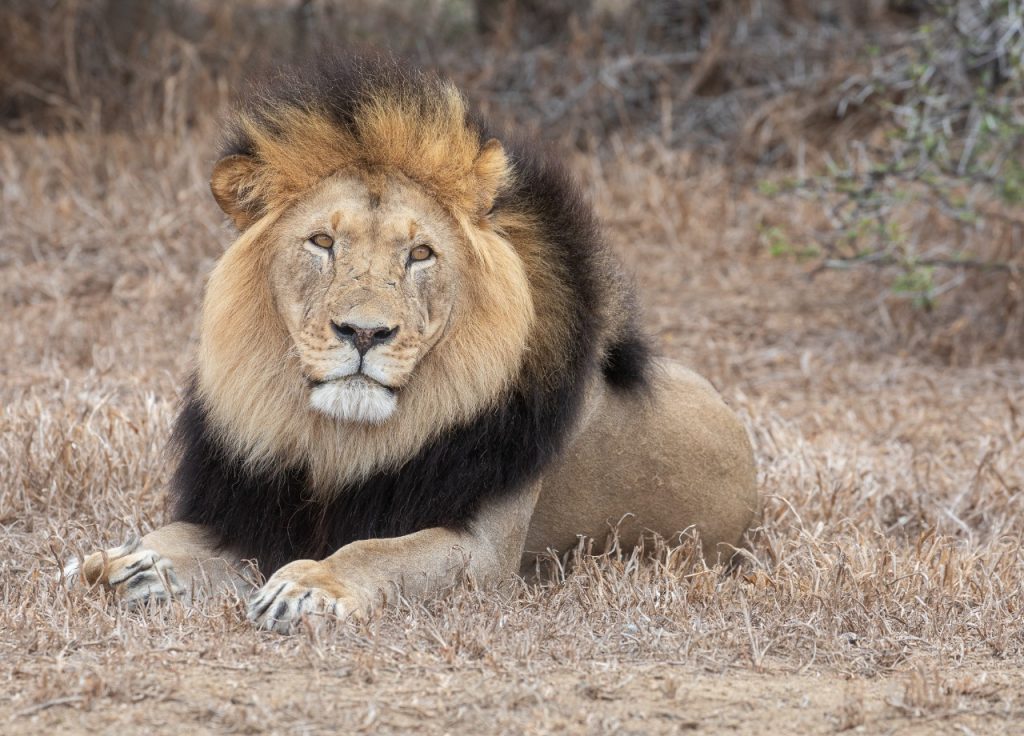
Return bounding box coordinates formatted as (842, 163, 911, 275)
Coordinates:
(309, 379, 397, 424)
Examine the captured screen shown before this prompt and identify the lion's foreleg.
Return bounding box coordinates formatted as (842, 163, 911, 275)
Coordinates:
(67, 521, 252, 604)
(248, 484, 541, 632)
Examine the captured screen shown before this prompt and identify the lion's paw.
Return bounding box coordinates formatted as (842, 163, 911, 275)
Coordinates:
(247, 559, 367, 634)
(64, 540, 184, 605)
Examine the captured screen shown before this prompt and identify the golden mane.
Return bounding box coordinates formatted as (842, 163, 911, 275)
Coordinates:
(214, 61, 509, 230)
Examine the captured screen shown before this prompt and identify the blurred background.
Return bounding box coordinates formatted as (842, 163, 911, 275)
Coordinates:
(2, 0, 1022, 364)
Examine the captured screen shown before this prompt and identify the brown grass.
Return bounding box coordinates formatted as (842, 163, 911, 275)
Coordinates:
(3, 120, 1023, 735)
(3, 2, 1024, 733)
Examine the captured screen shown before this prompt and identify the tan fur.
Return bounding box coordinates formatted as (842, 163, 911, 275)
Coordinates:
(73, 68, 759, 632)
(526, 361, 760, 565)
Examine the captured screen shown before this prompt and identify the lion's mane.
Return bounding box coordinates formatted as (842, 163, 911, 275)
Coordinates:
(170, 55, 651, 573)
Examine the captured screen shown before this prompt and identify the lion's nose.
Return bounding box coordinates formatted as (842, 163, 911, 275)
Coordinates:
(331, 321, 399, 355)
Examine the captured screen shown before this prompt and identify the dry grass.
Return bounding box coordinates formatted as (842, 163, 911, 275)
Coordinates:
(2, 121, 1023, 733)
(3, 2, 1024, 733)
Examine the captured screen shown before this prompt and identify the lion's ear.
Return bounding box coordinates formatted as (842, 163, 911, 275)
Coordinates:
(210, 154, 262, 230)
(473, 139, 509, 216)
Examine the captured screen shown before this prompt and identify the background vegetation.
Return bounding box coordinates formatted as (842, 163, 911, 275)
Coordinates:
(4, 0, 1020, 360)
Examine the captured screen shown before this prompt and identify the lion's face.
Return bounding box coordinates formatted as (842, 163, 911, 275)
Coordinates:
(202, 119, 537, 483)
(267, 173, 465, 424)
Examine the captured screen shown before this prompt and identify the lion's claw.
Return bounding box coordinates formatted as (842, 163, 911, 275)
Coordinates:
(64, 543, 183, 605)
(247, 579, 346, 633)
(247, 560, 364, 633)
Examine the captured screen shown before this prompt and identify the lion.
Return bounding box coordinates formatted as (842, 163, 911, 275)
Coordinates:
(67, 55, 759, 632)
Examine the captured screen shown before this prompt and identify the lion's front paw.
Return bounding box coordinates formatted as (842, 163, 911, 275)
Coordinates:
(247, 559, 368, 634)
(64, 540, 183, 605)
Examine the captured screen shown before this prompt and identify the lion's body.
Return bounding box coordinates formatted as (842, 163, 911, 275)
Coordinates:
(70, 55, 759, 631)
(526, 360, 758, 567)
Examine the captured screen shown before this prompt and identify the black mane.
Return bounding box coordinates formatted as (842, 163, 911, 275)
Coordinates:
(172, 56, 650, 574)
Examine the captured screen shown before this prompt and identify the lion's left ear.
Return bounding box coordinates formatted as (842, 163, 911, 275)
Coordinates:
(473, 139, 510, 216)
(210, 154, 262, 231)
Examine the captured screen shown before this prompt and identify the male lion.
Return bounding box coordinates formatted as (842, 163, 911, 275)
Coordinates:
(69, 56, 759, 632)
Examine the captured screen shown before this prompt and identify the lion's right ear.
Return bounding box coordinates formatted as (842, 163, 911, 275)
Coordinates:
(210, 154, 262, 230)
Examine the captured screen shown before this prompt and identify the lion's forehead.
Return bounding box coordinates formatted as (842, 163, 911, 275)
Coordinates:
(288, 174, 453, 243)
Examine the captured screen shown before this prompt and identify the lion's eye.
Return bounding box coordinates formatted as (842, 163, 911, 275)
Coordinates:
(409, 244, 434, 263)
(309, 233, 334, 249)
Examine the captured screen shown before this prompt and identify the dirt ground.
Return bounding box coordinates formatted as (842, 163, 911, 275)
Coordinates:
(2, 120, 1023, 733)
(9, 658, 1024, 734)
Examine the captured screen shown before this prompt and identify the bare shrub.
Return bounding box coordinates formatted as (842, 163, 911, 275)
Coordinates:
(765, 0, 1024, 361)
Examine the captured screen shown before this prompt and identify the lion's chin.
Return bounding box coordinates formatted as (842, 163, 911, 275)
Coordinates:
(308, 377, 397, 424)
